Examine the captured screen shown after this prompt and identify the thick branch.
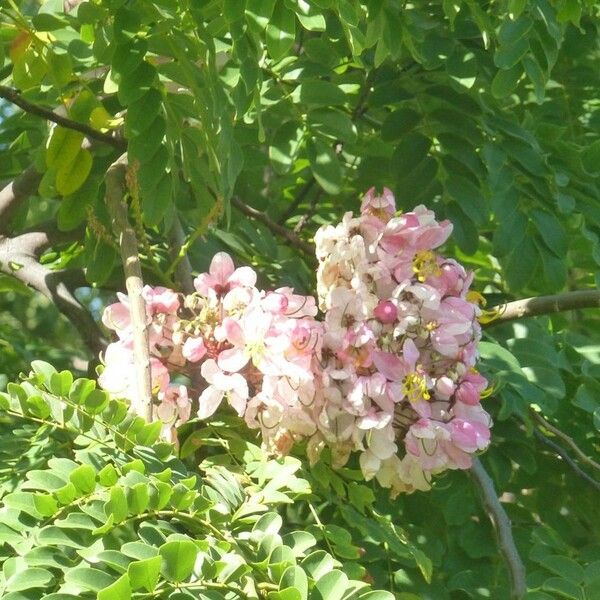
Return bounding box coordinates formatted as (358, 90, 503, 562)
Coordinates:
(231, 196, 315, 260)
(484, 290, 600, 327)
(470, 458, 527, 600)
(105, 155, 153, 421)
(0, 238, 107, 356)
(533, 429, 600, 492)
(0, 86, 126, 151)
(0, 166, 42, 233)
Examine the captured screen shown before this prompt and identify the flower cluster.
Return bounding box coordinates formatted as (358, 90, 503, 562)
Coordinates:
(99, 188, 491, 495)
(100, 253, 323, 447)
(310, 188, 491, 495)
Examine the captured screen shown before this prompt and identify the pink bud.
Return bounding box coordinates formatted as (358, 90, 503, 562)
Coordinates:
(374, 300, 398, 324)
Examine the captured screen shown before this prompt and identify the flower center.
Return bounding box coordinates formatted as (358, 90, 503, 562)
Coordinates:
(402, 371, 430, 402)
(412, 250, 441, 282)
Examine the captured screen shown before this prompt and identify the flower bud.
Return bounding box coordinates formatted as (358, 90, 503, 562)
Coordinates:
(374, 300, 397, 324)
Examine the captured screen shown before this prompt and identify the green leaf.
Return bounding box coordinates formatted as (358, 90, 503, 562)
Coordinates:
(159, 540, 198, 582)
(128, 556, 162, 592)
(118, 62, 157, 105)
(49, 370, 73, 396)
(64, 567, 115, 592)
(542, 577, 583, 600)
(491, 64, 522, 98)
(581, 140, 600, 175)
(266, 3, 296, 60)
(97, 574, 131, 600)
(127, 483, 150, 515)
(301, 551, 335, 582)
(297, 81, 346, 107)
(69, 464, 96, 495)
(381, 108, 421, 142)
(539, 555, 585, 584)
(6, 568, 54, 591)
(391, 132, 431, 177)
(46, 128, 84, 169)
(105, 486, 128, 523)
(308, 109, 357, 143)
(31, 360, 57, 389)
(313, 570, 348, 600)
(280, 566, 308, 600)
(307, 138, 342, 195)
(494, 37, 530, 70)
(56, 148, 93, 196)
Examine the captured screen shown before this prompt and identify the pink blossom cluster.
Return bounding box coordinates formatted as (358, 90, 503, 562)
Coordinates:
(99, 253, 323, 447)
(98, 189, 491, 495)
(310, 188, 491, 494)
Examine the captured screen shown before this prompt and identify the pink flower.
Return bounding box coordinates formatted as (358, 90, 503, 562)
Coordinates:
(194, 252, 257, 297)
(182, 337, 207, 363)
(455, 370, 488, 405)
(360, 187, 396, 222)
(198, 359, 248, 419)
(217, 308, 273, 373)
(142, 286, 180, 314)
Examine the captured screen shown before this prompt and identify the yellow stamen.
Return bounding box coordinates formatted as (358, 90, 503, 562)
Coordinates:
(412, 250, 442, 282)
(402, 371, 430, 403)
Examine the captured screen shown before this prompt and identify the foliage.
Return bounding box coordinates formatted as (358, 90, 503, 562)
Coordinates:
(0, 0, 599, 599)
(0, 360, 406, 599)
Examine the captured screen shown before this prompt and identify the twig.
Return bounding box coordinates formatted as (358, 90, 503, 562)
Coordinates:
(294, 189, 322, 234)
(0, 86, 126, 151)
(470, 457, 527, 600)
(278, 179, 316, 224)
(230, 196, 315, 260)
(104, 155, 153, 421)
(168, 215, 195, 295)
(530, 410, 600, 472)
(533, 429, 600, 492)
(483, 290, 600, 327)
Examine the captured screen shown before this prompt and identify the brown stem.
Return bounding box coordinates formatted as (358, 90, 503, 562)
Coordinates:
(0, 86, 126, 151)
(470, 457, 527, 600)
(230, 196, 315, 260)
(104, 155, 153, 421)
(484, 290, 600, 327)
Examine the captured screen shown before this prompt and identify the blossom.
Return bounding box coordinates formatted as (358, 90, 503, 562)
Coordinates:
(198, 359, 249, 419)
(194, 252, 256, 297)
(97, 191, 491, 497)
(182, 336, 207, 363)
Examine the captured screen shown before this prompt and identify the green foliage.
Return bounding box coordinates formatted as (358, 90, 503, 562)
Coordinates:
(1, 1, 599, 599)
(0, 362, 399, 599)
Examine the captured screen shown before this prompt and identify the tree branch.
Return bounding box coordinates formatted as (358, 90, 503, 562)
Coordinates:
(470, 457, 527, 600)
(533, 429, 600, 492)
(104, 155, 153, 421)
(230, 196, 316, 260)
(483, 290, 600, 327)
(278, 179, 316, 224)
(0, 86, 126, 151)
(530, 410, 600, 473)
(0, 166, 42, 233)
(0, 237, 107, 356)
